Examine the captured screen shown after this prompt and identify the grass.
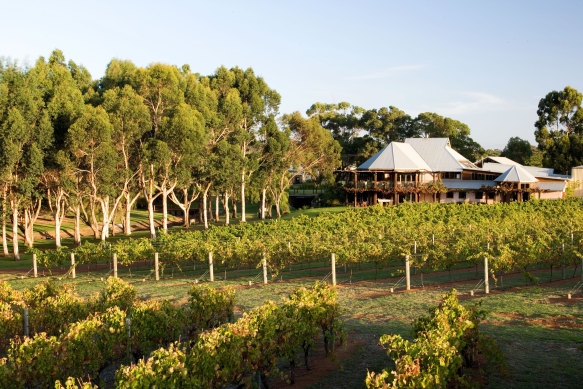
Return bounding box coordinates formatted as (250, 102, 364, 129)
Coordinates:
(3, 264, 582, 388)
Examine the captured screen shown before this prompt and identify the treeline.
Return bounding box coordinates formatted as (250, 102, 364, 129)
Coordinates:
(306, 102, 486, 167)
(0, 50, 341, 259)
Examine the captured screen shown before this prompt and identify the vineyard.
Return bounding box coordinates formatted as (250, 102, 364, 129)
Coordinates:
(27, 199, 583, 284)
(1, 200, 583, 388)
(0, 279, 343, 388)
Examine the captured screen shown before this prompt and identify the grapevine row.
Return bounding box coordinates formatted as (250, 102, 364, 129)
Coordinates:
(32, 200, 583, 279)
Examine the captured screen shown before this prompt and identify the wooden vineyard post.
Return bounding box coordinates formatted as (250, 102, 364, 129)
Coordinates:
(154, 252, 159, 281)
(262, 252, 268, 285)
(23, 307, 29, 337)
(484, 255, 489, 294)
(331, 253, 336, 286)
(405, 255, 411, 290)
(209, 252, 214, 282)
(413, 241, 417, 275)
(32, 253, 37, 278)
(113, 253, 118, 279)
(71, 252, 76, 279)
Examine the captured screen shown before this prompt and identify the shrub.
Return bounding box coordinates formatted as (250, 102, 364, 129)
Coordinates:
(185, 284, 234, 333)
(130, 299, 186, 357)
(97, 277, 136, 311)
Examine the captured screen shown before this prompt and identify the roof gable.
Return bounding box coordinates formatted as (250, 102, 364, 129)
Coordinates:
(404, 137, 477, 171)
(495, 165, 538, 183)
(357, 142, 431, 171)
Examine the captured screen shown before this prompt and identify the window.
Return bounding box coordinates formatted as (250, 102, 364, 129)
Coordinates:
(488, 192, 495, 199)
(446, 192, 454, 198)
(442, 172, 460, 179)
(520, 183, 530, 189)
(475, 191, 484, 199)
(459, 191, 466, 199)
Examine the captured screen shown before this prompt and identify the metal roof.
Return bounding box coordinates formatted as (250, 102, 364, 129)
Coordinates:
(495, 165, 538, 183)
(442, 179, 497, 190)
(534, 181, 567, 191)
(483, 156, 521, 166)
(357, 142, 432, 171)
(404, 138, 477, 172)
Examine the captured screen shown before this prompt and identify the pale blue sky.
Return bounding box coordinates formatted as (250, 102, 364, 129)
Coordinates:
(2, 0, 582, 149)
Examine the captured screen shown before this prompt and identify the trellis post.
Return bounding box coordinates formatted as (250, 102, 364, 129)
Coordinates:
(262, 252, 268, 285)
(155, 252, 159, 281)
(331, 253, 336, 286)
(113, 253, 118, 279)
(209, 252, 214, 282)
(405, 255, 411, 290)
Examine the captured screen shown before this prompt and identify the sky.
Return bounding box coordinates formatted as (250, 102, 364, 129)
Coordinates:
(1, 0, 582, 149)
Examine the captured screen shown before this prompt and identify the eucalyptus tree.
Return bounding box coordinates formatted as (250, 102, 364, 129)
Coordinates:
(534, 86, 583, 173)
(157, 102, 206, 232)
(412, 112, 484, 161)
(230, 67, 280, 222)
(0, 62, 52, 258)
(271, 113, 341, 216)
(255, 117, 290, 219)
(31, 50, 86, 247)
(102, 85, 150, 235)
(134, 63, 185, 236)
(190, 69, 243, 229)
(67, 104, 120, 241)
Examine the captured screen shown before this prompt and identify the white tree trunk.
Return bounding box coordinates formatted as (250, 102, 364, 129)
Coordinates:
(224, 191, 230, 225)
(55, 212, 61, 248)
(74, 205, 81, 245)
(203, 186, 210, 229)
(100, 197, 110, 241)
(215, 195, 219, 222)
(162, 188, 168, 234)
(148, 196, 156, 239)
(241, 170, 246, 222)
(124, 193, 132, 236)
(11, 203, 19, 260)
(2, 220, 7, 256)
(261, 188, 266, 220)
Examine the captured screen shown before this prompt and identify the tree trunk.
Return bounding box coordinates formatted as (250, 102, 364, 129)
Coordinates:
(100, 196, 110, 241)
(11, 202, 19, 260)
(55, 209, 61, 248)
(203, 185, 210, 229)
(162, 188, 169, 234)
(215, 195, 219, 222)
(241, 170, 246, 222)
(2, 189, 8, 256)
(224, 191, 230, 225)
(275, 191, 283, 217)
(144, 164, 157, 239)
(2, 219, 7, 256)
(74, 205, 81, 245)
(261, 188, 266, 220)
(147, 196, 156, 239)
(232, 194, 237, 219)
(89, 200, 100, 239)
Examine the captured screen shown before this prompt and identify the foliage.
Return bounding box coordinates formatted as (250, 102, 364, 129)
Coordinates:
(116, 283, 344, 388)
(96, 277, 137, 312)
(185, 284, 235, 333)
(366, 290, 504, 388)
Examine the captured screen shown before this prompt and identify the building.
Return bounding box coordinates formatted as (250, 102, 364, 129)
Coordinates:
(336, 138, 571, 206)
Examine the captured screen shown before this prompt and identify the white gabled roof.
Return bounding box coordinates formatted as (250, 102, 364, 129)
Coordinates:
(484, 156, 521, 166)
(405, 138, 477, 172)
(495, 165, 538, 183)
(358, 142, 431, 171)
